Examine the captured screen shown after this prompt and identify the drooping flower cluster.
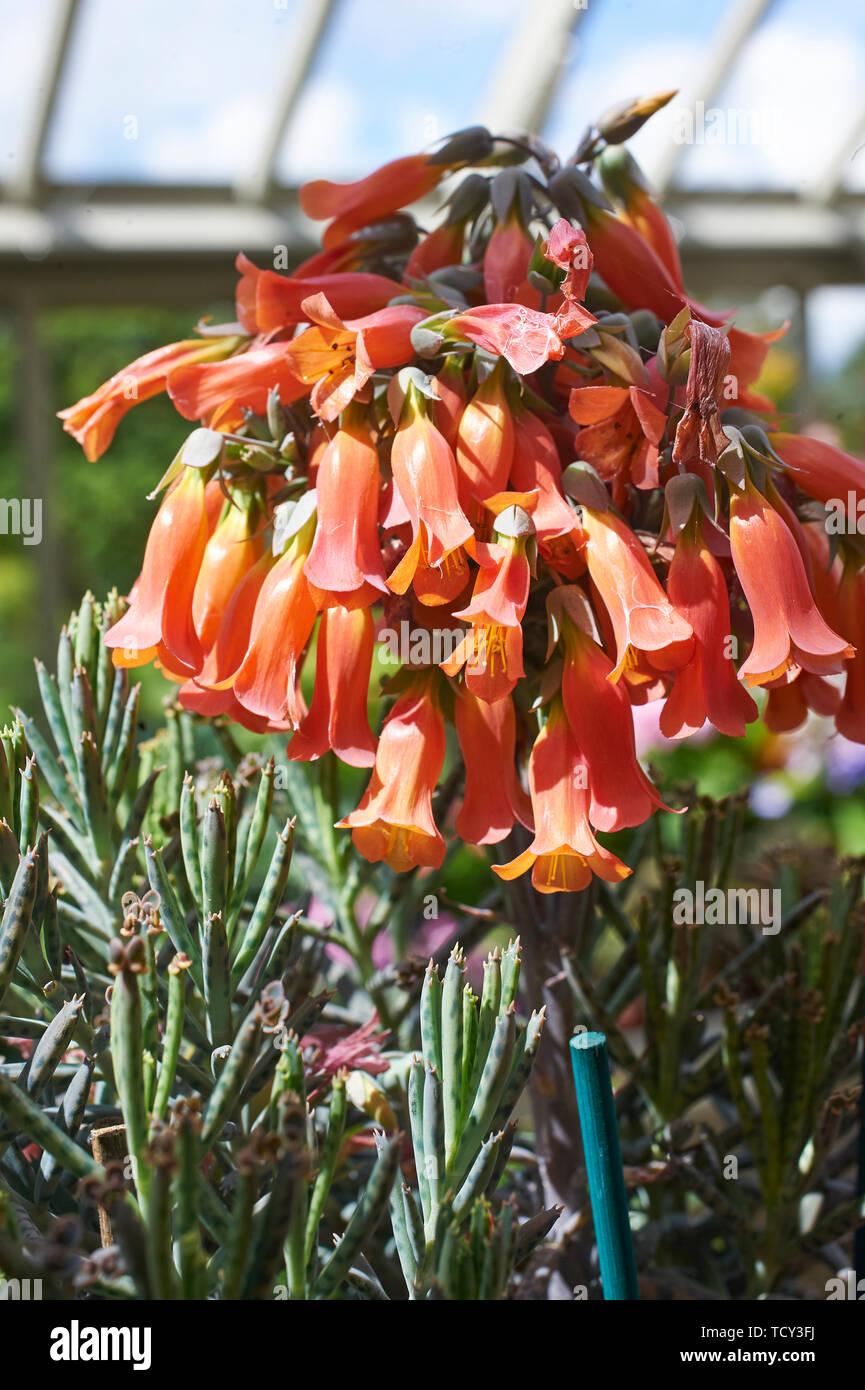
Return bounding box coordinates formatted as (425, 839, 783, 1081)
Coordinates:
(60, 105, 865, 892)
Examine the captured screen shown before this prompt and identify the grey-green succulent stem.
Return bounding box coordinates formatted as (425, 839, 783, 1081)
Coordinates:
(213, 776, 238, 902)
(180, 775, 203, 921)
(144, 840, 203, 990)
(120, 767, 162, 846)
(12, 709, 76, 820)
(460, 984, 478, 1127)
(140, 935, 159, 1057)
(490, 1005, 546, 1133)
(200, 1007, 263, 1151)
(441, 948, 465, 1174)
(452, 1004, 517, 1186)
(34, 661, 78, 794)
(203, 912, 232, 1046)
(40, 885, 62, 981)
(111, 962, 152, 1219)
(201, 799, 228, 923)
(402, 1182, 426, 1279)
(18, 756, 38, 853)
(500, 938, 521, 1011)
(222, 1166, 256, 1300)
(422, 1062, 444, 1239)
(285, 1175, 308, 1299)
(152, 959, 190, 1123)
(176, 1120, 202, 1300)
(408, 1054, 430, 1223)
(313, 1133, 401, 1299)
(303, 1071, 347, 1265)
(453, 1128, 507, 1216)
(388, 1176, 416, 1293)
(420, 960, 442, 1075)
(0, 820, 18, 893)
(26, 994, 85, 1100)
(99, 641, 126, 763)
(469, 952, 502, 1099)
(230, 818, 294, 985)
(0, 848, 38, 1010)
(76, 731, 112, 865)
(39, 1054, 94, 1192)
(227, 759, 274, 932)
(106, 685, 141, 800)
(70, 666, 99, 746)
(0, 1071, 102, 1178)
(146, 1157, 176, 1299)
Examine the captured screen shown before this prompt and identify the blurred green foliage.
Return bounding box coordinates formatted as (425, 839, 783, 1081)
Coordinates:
(0, 303, 231, 724)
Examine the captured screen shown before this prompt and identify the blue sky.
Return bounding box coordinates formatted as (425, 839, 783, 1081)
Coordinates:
(2, 0, 864, 373)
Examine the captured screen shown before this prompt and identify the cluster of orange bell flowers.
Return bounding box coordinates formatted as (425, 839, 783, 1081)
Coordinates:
(59, 107, 865, 893)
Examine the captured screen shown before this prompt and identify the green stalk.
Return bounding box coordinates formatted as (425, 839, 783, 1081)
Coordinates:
(230, 819, 294, 985)
(312, 1135, 401, 1299)
(152, 954, 190, 1122)
(303, 1073, 347, 1264)
(441, 948, 464, 1174)
(110, 947, 152, 1218)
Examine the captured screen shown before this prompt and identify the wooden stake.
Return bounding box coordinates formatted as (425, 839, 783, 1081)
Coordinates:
(90, 1122, 129, 1247)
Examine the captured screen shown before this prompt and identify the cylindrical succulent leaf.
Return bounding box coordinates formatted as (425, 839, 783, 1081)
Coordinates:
(0, 847, 38, 1010)
(441, 947, 465, 1173)
(313, 1132, 401, 1300)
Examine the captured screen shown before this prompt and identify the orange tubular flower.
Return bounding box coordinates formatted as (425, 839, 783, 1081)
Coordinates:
(235, 254, 401, 334)
(167, 342, 307, 431)
(446, 508, 533, 702)
(300, 154, 444, 248)
(288, 606, 377, 767)
(483, 209, 538, 307)
(105, 465, 210, 674)
(544, 220, 595, 333)
(228, 520, 318, 727)
(340, 680, 447, 872)
(493, 702, 632, 894)
(193, 549, 273, 693)
(769, 431, 865, 514)
(569, 383, 666, 502)
(660, 515, 758, 739)
(444, 304, 571, 376)
(191, 491, 265, 656)
(177, 683, 273, 735)
(763, 670, 840, 734)
(600, 148, 684, 287)
(455, 691, 533, 845)
(730, 477, 854, 686)
(405, 220, 466, 282)
(579, 503, 693, 682)
(432, 358, 467, 451)
(510, 405, 576, 543)
(581, 203, 687, 324)
(455, 360, 515, 509)
(287, 294, 425, 421)
(556, 604, 671, 831)
(835, 556, 865, 743)
(387, 383, 474, 595)
(59, 336, 244, 461)
(303, 407, 388, 608)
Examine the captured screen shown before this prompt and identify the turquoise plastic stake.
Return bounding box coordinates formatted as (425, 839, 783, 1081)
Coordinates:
(570, 1030, 639, 1300)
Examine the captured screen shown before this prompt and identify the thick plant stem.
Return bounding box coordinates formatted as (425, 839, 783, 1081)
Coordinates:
(504, 864, 592, 1298)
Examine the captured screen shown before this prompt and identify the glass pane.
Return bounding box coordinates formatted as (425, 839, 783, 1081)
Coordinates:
(0, 0, 65, 185)
(543, 0, 723, 176)
(675, 0, 865, 192)
(276, 0, 524, 184)
(43, 0, 304, 183)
